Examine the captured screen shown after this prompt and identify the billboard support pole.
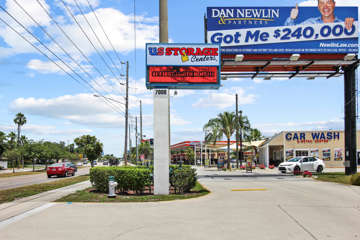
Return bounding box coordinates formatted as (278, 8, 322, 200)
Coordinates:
(344, 62, 358, 175)
(154, 0, 170, 195)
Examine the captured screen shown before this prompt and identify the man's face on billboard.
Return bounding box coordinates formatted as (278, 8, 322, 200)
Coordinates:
(318, 0, 335, 18)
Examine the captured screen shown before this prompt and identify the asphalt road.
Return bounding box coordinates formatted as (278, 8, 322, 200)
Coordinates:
(1, 172, 360, 240)
(0, 167, 90, 190)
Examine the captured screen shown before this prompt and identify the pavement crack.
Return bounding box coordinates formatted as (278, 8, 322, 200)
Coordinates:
(278, 204, 318, 240)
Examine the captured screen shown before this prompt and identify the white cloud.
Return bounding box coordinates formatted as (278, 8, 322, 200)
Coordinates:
(47, 7, 158, 56)
(27, 58, 93, 75)
(9, 93, 126, 128)
(0, 3, 158, 60)
(192, 88, 256, 109)
(254, 119, 344, 137)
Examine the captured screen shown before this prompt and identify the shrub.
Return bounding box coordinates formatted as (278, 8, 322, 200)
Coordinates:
(351, 173, 360, 186)
(170, 166, 197, 194)
(240, 165, 246, 170)
(269, 165, 275, 169)
(90, 166, 152, 194)
(259, 164, 265, 169)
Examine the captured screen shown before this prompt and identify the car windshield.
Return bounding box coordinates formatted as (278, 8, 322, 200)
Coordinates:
(50, 163, 64, 167)
(287, 157, 301, 162)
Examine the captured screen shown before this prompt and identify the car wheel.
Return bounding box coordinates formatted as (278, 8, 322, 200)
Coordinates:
(317, 165, 323, 173)
(294, 166, 301, 175)
(47, 175, 51, 178)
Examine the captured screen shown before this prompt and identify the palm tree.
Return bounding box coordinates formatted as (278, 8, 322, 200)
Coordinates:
(237, 114, 251, 166)
(245, 128, 263, 163)
(14, 112, 27, 168)
(204, 112, 236, 170)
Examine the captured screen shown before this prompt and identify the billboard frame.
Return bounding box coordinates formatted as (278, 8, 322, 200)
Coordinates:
(145, 43, 221, 89)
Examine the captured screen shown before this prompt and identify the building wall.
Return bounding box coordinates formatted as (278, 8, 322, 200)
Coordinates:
(266, 130, 360, 168)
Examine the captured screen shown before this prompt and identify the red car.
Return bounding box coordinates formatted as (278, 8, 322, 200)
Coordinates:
(47, 163, 76, 178)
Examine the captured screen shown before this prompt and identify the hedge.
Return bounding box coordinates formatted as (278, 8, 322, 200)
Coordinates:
(351, 173, 360, 186)
(90, 165, 197, 194)
(90, 166, 152, 194)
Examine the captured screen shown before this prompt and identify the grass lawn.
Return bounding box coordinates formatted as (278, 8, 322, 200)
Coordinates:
(0, 175, 90, 203)
(0, 171, 45, 178)
(56, 181, 210, 203)
(314, 172, 353, 185)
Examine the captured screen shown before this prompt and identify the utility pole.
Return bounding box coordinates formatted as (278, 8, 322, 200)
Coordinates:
(136, 116, 139, 165)
(123, 61, 129, 166)
(129, 123, 132, 150)
(140, 100, 143, 142)
(239, 110, 243, 166)
(236, 94, 239, 168)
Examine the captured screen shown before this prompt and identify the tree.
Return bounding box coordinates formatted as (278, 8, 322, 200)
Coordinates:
(236, 114, 251, 166)
(3, 148, 21, 173)
(74, 135, 103, 167)
(0, 131, 7, 158)
(139, 141, 153, 160)
(204, 112, 236, 170)
(14, 112, 27, 168)
(14, 113, 27, 145)
(184, 148, 195, 165)
(245, 128, 264, 162)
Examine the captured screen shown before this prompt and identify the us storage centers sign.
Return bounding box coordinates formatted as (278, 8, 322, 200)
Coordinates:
(146, 44, 221, 89)
(207, 7, 358, 54)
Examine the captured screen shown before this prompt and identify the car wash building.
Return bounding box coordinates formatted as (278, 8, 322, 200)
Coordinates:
(259, 130, 360, 168)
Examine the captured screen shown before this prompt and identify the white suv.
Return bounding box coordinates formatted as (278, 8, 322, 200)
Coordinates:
(278, 156, 325, 174)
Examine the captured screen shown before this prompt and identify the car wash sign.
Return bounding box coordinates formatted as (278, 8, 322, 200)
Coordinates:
(207, 7, 358, 54)
(285, 131, 341, 144)
(146, 43, 221, 89)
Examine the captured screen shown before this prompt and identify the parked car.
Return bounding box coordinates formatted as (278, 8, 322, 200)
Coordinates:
(278, 156, 325, 174)
(47, 163, 76, 178)
(76, 162, 83, 167)
(93, 160, 97, 165)
(103, 161, 108, 165)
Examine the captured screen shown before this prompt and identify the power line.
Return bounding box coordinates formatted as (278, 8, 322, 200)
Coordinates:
(59, 0, 125, 86)
(13, 0, 118, 100)
(35, 0, 126, 94)
(74, 0, 125, 82)
(0, 5, 126, 117)
(84, 0, 125, 75)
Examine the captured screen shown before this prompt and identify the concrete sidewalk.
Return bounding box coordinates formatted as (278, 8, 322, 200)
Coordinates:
(0, 180, 91, 226)
(0, 176, 359, 240)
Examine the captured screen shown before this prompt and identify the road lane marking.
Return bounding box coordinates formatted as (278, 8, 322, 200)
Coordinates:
(231, 188, 267, 191)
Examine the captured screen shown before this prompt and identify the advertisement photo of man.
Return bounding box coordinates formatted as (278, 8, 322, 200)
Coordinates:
(285, 0, 355, 30)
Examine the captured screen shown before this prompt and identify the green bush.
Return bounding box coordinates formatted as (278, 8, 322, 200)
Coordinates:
(170, 165, 197, 194)
(90, 166, 152, 194)
(351, 173, 360, 186)
(90, 165, 196, 195)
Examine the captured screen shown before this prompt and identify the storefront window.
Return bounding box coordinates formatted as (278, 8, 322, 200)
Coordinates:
(295, 150, 309, 157)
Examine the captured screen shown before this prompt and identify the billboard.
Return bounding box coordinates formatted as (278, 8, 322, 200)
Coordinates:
(207, 6, 358, 54)
(146, 43, 221, 89)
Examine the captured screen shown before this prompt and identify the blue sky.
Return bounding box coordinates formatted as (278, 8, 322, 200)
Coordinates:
(0, 0, 359, 156)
